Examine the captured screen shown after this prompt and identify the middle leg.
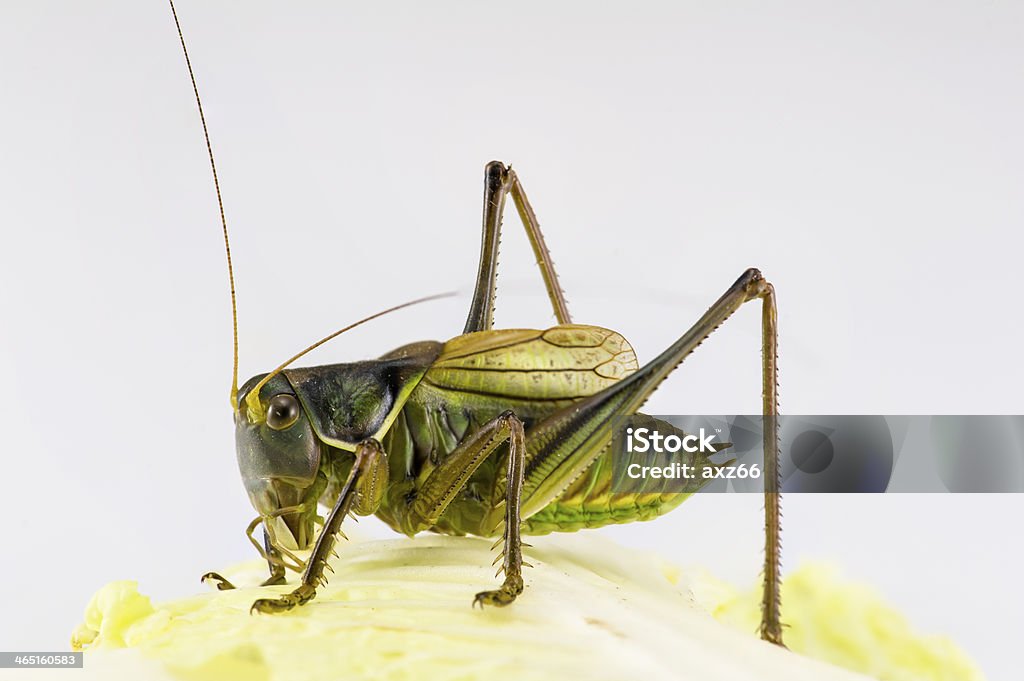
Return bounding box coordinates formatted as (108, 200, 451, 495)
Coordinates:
(397, 410, 528, 606)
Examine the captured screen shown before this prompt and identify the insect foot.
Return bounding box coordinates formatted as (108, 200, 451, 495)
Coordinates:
(473, 574, 524, 608)
(202, 570, 286, 591)
(200, 572, 236, 591)
(250, 584, 317, 615)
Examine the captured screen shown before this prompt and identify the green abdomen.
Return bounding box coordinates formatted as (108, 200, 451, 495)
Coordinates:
(519, 415, 702, 535)
(376, 325, 696, 537)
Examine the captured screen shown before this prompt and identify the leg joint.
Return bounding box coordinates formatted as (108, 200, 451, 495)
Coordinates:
(484, 160, 511, 189)
(739, 267, 773, 301)
(356, 438, 384, 460)
(497, 409, 517, 423)
(496, 410, 524, 432)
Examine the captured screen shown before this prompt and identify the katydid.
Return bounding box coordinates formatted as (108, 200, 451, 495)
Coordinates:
(169, 0, 784, 645)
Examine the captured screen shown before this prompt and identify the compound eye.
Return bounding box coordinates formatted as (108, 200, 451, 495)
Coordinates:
(266, 394, 300, 430)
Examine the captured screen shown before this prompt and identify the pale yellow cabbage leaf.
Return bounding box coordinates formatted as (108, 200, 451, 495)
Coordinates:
(61, 533, 983, 681)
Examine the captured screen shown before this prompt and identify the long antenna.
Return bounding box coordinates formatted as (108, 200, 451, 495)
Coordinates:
(244, 293, 456, 421)
(169, 0, 240, 410)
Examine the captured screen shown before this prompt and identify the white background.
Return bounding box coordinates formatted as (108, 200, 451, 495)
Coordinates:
(1, 2, 1022, 678)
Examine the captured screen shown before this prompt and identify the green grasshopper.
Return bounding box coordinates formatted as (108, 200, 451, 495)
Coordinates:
(169, 1, 784, 645)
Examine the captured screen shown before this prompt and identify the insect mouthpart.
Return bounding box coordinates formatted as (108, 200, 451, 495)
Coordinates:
(266, 511, 312, 552)
(248, 478, 317, 551)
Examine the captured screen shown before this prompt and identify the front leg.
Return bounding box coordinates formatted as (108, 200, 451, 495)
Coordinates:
(250, 440, 388, 615)
(201, 527, 286, 590)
